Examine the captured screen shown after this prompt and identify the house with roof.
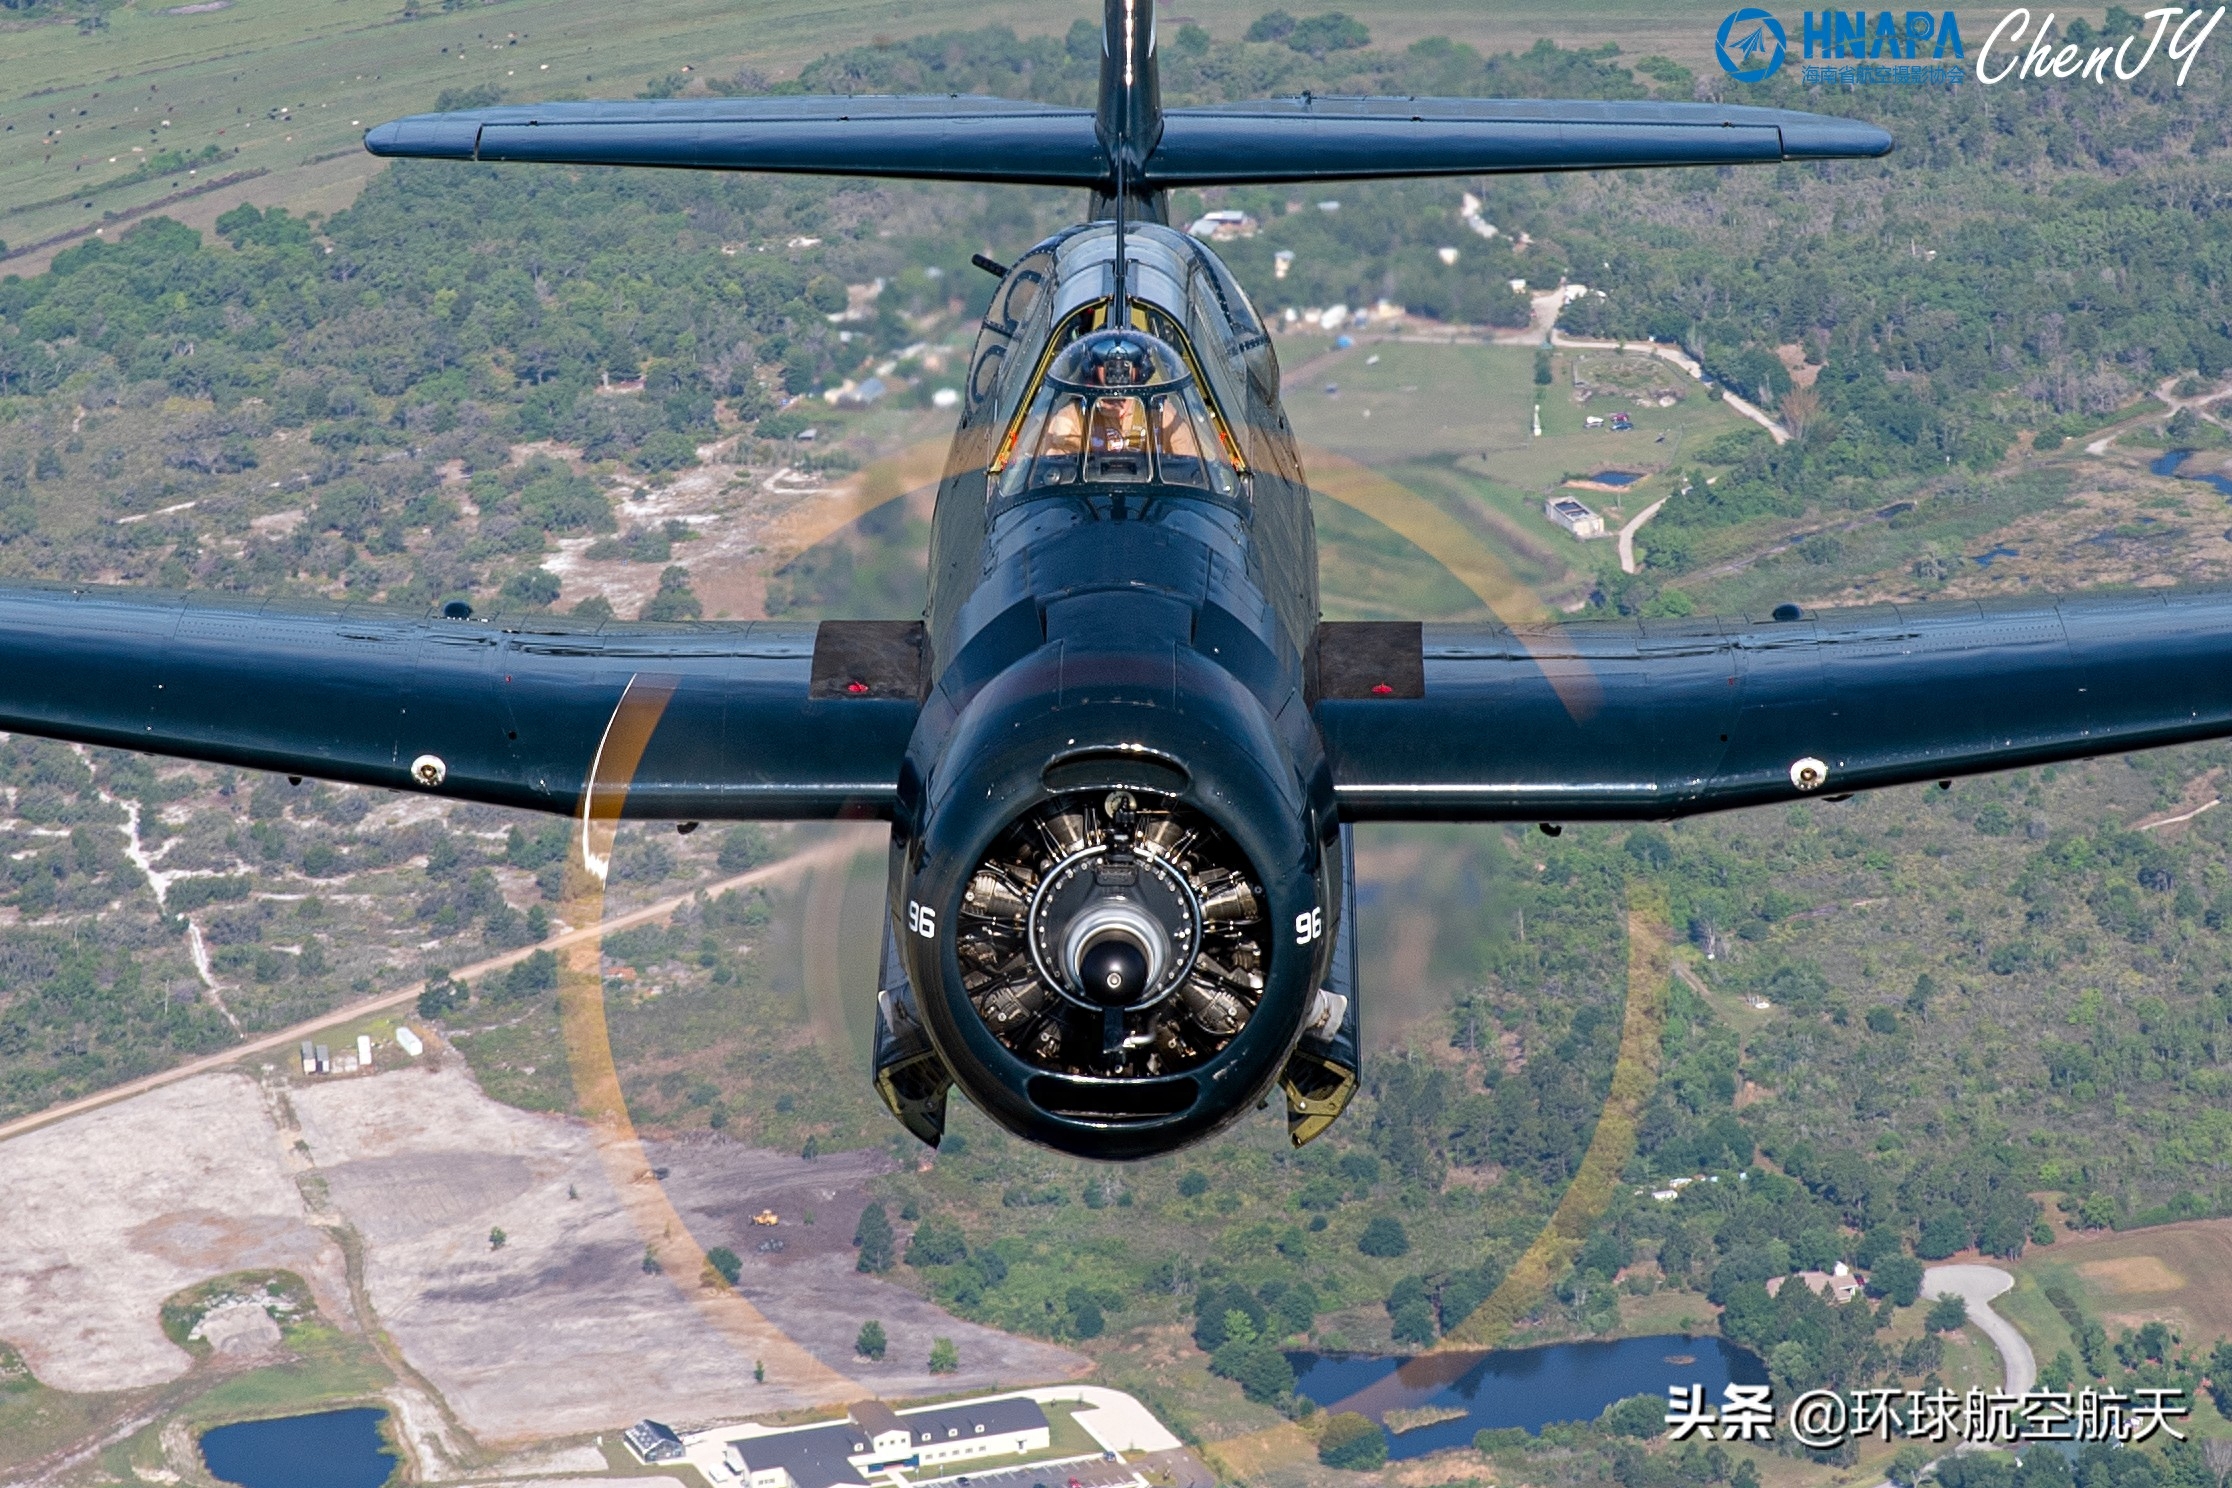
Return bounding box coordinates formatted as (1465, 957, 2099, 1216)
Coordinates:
(623, 1419, 687, 1464)
(719, 1396, 1052, 1488)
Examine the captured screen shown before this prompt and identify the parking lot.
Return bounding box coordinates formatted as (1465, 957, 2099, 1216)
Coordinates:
(917, 1454, 1140, 1488)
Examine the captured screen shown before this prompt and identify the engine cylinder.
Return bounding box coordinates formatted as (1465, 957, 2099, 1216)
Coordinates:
(896, 641, 1331, 1158)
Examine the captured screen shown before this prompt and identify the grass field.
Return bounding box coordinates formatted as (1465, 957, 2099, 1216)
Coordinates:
(2016, 1218, 2232, 1344)
(0, 0, 1748, 271)
(1280, 335, 1756, 613)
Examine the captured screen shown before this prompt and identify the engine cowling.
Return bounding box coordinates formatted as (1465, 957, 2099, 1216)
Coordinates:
(887, 641, 1334, 1159)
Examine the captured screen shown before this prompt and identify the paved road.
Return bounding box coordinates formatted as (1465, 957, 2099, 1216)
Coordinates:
(0, 831, 873, 1145)
(1617, 497, 1668, 575)
(1923, 1264, 2037, 1395)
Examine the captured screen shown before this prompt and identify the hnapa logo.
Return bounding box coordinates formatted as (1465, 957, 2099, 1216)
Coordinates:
(1711, 7, 2223, 86)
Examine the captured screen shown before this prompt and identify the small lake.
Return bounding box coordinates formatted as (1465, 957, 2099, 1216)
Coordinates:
(1289, 1335, 1767, 1461)
(2154, 449, 2232, 497)
(199, 1407, 397, 1488)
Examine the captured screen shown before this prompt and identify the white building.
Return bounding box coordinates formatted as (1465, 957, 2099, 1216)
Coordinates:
(719, 1397, 1051, 1488)
(1186, 210, 1258, 240)
(1545, 497, 1605, 538)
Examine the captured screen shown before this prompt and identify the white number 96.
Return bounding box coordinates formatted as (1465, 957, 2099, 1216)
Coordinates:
(907, 900, 937, 939)
(1294, 908, 1324, 945)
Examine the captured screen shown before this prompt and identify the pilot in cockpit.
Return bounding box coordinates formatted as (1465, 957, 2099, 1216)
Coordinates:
(995, 327, 1240, 500)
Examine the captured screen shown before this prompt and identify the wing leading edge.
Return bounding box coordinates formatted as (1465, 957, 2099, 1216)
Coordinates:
(1317, 593, 2232, 821)
(0, 585, 918, 820)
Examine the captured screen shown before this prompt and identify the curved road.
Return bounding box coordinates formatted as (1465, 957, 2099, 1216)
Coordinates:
(1617, 497, 1667, 575)
(1923, 1264, 2036, 1395)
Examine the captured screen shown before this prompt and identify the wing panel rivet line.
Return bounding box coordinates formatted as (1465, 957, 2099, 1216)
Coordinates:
(411, 754, 448, 788)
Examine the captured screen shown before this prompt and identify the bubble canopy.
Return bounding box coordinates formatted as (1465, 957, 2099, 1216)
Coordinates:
(996, 329, 1240, 500)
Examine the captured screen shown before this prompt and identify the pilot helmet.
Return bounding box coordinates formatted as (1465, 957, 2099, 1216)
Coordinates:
(1049, 329, 1189, 392)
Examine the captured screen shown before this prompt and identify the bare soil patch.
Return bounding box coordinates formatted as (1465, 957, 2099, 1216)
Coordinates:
(0, 1072, 344, 1393)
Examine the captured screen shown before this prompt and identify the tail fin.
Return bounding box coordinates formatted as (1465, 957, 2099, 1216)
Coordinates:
(1093, 0, 1166, 223)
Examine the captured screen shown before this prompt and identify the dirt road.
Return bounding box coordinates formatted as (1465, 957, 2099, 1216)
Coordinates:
(0, 829, 878, 1147)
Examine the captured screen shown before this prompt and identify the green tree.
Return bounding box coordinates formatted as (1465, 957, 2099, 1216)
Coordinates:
(1925, 1294, 1969, 1333)
(1318, 1413, 1387, 1470)
(1603, 1393, 1665, 1438)
(1224, 1340, 1295, 1402)
(1178, 1169, 1209, 1197)
(927, 1337, 959, 1374)
(855, 1320, 887, 1360)
(417, 971, 468, 1020)
(706, 1246, 742, 1286)
(1067, 1288, 1106, 1340)
(488, 1226, 507, 1250)
(854, 1202, 895, 1273)
(1358, 1215, 1410, 1257)
(718, 824, 771, 873)
(906, 1215, 968, 1267)
(501, 569, 561, 608)
(639, 565, 703, 622)
(1868, 1254, 1923, 1307)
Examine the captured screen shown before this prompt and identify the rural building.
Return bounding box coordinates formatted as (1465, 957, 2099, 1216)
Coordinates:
(719, 1396, 1051, 1488)
(1545, 497, 1605, 538)
(1187, 209, 1258, 240)
(395, 1025, 425, 1057)
(1766, 1266, 1863, 1304)
(625, 1419, 687, 1464)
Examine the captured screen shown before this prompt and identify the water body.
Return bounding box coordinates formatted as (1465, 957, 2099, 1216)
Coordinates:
(1289, 1335, 1767, 1461)
(1972, 545, 2020, 567)
(2155, 449, 2232, 497)
(199, 1407, 397, 1488)
(1585, 470, 1642, 486)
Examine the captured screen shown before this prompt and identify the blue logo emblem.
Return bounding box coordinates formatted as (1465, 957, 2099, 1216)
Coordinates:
(1716, 8, 1788, 80)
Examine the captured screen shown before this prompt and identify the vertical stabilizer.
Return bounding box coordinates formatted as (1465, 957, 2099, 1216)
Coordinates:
(1092, 0, 1168, 224)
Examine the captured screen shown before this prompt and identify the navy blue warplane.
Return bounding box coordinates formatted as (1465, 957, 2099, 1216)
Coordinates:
(5, 3, 2226, 1158)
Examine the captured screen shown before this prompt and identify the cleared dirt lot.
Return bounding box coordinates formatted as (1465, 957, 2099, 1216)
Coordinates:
(283, 1061, 1084, 1441)
(0, 1071, 346, 1393)
(3, 1058, 1085, 1456)
(643, 1135, 1090, 1399)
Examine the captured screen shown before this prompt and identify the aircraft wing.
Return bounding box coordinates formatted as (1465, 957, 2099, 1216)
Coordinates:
(1315, 593, 2232, 822)
(0, 585, 922, 819)
(364, 95, 1887, 183)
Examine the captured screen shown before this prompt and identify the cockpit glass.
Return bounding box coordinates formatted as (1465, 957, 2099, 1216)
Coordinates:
(994, 323, 1241, 500)
(1085, 396, 1150, 482)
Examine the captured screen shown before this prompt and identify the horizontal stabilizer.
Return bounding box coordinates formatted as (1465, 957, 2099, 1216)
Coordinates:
(1149, 95, 1892, 183)
(365, 93, 1888, 187)
(365, 95, 1104, 186)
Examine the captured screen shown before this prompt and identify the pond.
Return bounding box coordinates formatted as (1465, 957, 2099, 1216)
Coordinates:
(199, 1407, 397, 1488)
(1289, 1334, 1767, 1461)
(2154, 449, 2232, 497)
